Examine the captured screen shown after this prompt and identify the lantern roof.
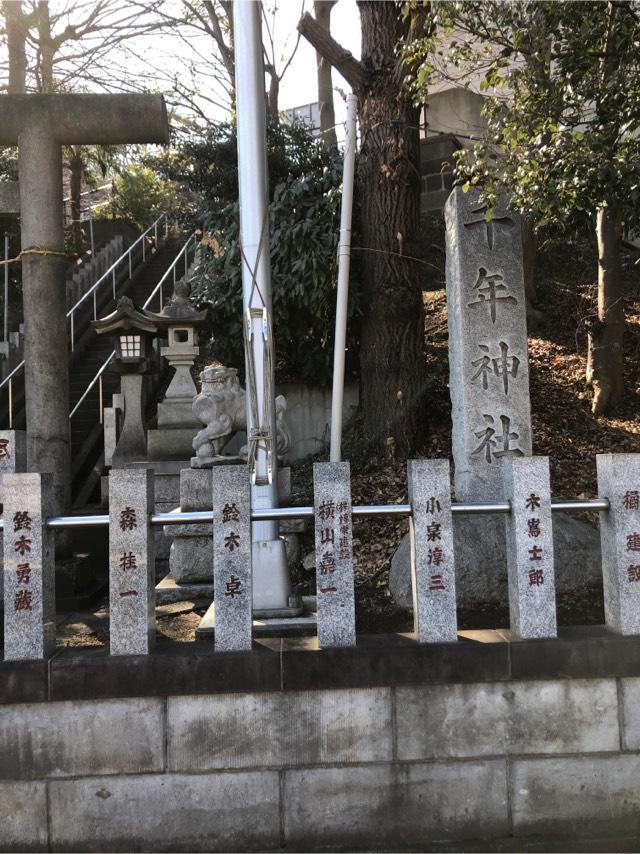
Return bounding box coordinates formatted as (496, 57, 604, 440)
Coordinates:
(145, 280, 208, 327)
(93, 296, 159, 336)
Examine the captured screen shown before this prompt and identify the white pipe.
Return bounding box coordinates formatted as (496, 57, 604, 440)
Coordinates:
(3, 233, 9, 344)
(233, 2, 280, 542)
(329, 93, 357, 462)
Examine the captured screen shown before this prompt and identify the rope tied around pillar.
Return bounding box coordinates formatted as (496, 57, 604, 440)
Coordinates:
(0, 246, 68, 266)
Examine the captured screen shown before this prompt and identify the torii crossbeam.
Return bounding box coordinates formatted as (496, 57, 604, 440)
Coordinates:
(0, 94, 169, 516)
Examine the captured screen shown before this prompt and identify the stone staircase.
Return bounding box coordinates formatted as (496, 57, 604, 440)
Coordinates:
(0, 239, 182, 503)
(69, 239, 181, 502)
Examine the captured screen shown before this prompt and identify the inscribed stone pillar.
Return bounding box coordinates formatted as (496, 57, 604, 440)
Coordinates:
(445, 187, 532, 501)
(313, 462, 356, 648)
(0, 430, 27, 602)
(0, 430, 26, 474)
(596, 454, 640, 635)
(3, 472, 55, 660)
(505, 457, 557, 639)
(408, 459, 457, 643)
(212, 465, 252, 651)
(109, 468, 155, 655)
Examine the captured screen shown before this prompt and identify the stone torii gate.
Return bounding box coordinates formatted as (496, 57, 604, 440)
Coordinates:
(0, 94, 169, 517)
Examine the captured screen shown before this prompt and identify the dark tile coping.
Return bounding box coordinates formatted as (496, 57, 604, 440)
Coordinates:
(1, 626, 639, 705)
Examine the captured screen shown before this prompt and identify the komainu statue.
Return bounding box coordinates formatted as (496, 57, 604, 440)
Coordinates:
(191, 364, 291, 468)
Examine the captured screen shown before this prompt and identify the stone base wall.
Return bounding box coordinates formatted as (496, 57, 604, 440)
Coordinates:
(2, 629, 640, 851)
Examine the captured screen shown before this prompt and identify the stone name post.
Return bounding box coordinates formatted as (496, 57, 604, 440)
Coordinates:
(597, 453, 640, 634)
(0, 430, 26, 474)
(313, 462, 356, 647)
(3, 472, 55, 660)
(445, 187, 532, 502)
(0, 429, 27, 601)
(505, 456, 557, 639)
(408, 459, 458, 643)
(212, 465, 253, 651)
(109, 468, 155, 655)
(0, 94, 169, 518)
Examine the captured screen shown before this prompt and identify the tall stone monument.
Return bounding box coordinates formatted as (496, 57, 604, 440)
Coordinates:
(446, 188, 531, 501)
(390, 187, 601, 609)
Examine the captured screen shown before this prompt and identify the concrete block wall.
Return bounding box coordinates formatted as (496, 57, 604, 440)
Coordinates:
(3, 660, 640, 850)
(420, 134, 461, 213)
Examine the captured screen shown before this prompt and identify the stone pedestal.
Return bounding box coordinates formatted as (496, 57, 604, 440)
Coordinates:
(161, 465, 296, 595)
(112, 374, 147, 467)
(3, 472, 56, 660)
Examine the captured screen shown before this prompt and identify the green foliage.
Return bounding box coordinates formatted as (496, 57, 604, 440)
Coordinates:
(404, 1, 640, 233)
(0, 148, 18, 182)
(108, 164, 181, 230)
(175, 121, 360, 386)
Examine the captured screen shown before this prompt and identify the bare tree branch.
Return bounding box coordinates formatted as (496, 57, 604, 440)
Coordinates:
(297, 10, 367, 91)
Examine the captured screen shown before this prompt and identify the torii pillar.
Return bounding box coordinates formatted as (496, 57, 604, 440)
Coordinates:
(0, 95, 169, 517)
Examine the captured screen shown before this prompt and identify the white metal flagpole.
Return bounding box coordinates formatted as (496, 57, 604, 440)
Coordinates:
(329, 93, 358, 462)
(233, 0, 291, 611)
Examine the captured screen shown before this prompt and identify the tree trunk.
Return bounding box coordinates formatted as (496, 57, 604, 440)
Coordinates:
(37, 0, 54, 92)
(3, 1, 27, 93)
(266, 68, 279, 123)
(587, 208, 624, 415)
(314, 0, 338, 150)
(357, 0, 425, 455)
(69, 151, 84, 257)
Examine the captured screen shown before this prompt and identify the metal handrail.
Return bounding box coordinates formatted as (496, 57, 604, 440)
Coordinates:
(0, 213, 172, 429)
(68, 211, 169, 351)
(0, 496, 611, 531)
(142, 231, 198, 311)
(69, 233, 199, 424)
(68, 350, 116, 420)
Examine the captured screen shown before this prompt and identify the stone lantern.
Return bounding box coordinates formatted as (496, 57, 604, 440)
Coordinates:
(93, 296, 159, 466)
(144, 279, 208, 460)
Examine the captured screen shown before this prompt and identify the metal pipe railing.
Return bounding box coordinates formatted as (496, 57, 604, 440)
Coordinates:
(68, 211, 169, 350)
(0, 496, 608, 531)
(68, 233, 199, 424)
(0, 212, 171, 429)
(68, 350, 115, 420)
(142, 232, 198, 311)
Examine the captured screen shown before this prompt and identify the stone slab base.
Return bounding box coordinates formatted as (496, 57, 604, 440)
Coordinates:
(156, 574, 213, 605)
(196, 600, 317, 640)
(390, 512, 602, 609)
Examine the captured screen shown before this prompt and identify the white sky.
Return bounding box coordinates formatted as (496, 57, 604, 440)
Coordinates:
(0, 0, 362, 135)
(277, 0, 360, 112)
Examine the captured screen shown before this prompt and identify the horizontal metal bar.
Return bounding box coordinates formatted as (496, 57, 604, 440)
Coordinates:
(8, 496, 607, 533)
(552, 498, 610, 512)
